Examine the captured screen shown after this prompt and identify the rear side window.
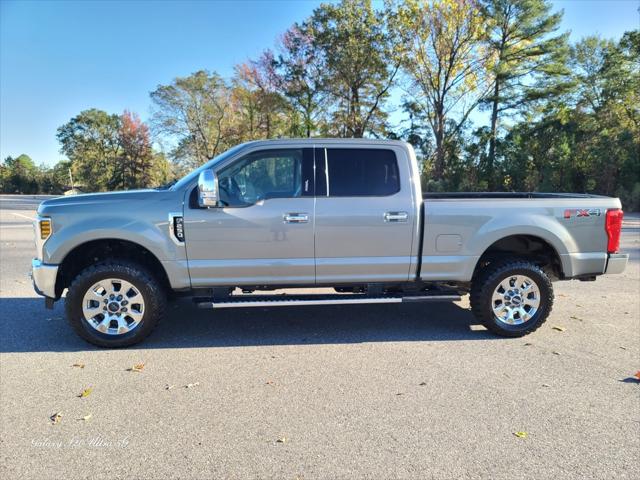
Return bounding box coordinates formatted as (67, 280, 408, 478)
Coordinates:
(325, 148, 400, 197)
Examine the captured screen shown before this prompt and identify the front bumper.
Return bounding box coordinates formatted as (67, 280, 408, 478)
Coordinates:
(605, 253, 628, 275)
(31, 258, 59, 298)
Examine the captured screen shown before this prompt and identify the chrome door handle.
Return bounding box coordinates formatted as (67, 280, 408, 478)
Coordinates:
(283, 212, 309, 224)
(384, 211, 408, 223)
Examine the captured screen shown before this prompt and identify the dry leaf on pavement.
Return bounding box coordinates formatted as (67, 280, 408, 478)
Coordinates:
(50, 412, 62, 424)
(276, 437, 287, 443)
(78, 387, 93, 398)
(127, 363, 145, 373)
(72, 363, 85, 369)
(552, 326, 566, 332)
(185, 382, 200, 389)
(79, 414, 92, 421)
(513, 431, 528, 438)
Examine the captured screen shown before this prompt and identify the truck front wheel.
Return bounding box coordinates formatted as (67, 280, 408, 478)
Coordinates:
(470, 260, 554, 337)
(65, 261, 166, 348)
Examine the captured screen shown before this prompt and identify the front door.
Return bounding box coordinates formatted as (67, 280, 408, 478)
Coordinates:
(183, 148, 316, 287)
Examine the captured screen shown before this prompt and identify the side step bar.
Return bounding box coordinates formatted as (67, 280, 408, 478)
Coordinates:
(195, 292, 461, 309)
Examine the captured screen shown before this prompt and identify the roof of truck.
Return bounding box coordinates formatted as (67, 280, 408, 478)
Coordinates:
(238, 138, 411, 148)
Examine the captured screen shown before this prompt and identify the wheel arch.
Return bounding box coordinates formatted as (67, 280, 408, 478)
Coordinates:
(472, 234, 565, 281)
(55, 238, 171, 298)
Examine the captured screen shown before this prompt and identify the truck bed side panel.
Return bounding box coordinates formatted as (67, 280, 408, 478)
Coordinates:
(420, 197, 622, 281)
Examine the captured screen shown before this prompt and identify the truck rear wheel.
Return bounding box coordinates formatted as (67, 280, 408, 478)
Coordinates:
(470, 259, 553, 337)
(65, 261, 166, 348)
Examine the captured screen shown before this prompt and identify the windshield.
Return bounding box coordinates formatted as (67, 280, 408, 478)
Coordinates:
(169, 143, 249, 191)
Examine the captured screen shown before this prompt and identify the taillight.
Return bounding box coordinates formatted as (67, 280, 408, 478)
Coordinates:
(605, 209, 623, 253)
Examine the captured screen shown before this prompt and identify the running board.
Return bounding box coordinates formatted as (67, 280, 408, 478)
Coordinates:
(195, 292, 461, 309)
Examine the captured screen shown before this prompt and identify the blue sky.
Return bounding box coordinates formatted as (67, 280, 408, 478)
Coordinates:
(1, 0, 638, 166)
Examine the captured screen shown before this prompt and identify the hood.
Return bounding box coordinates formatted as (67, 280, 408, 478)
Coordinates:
(37, 189, 161, 215)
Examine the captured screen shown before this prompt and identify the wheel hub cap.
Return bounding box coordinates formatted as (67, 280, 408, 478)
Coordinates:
(491, 275, 540, 326)
(82, 278, 145, 335)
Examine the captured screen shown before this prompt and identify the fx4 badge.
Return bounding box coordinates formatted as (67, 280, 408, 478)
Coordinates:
(564, 208, 601, 219)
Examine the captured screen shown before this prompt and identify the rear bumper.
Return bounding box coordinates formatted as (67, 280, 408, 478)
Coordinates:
(31, 258, 58, 298)
(605, 253, 628, 275)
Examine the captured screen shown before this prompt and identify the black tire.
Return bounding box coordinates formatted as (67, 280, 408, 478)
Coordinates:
(470, 259, 554, 337)
(65, 261, 166, 348)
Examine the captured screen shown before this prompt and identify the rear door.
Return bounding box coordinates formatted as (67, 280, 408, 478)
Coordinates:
(313, 146, 416, 283)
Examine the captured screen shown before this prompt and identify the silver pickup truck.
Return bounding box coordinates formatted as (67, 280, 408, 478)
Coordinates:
(31, 139, 628, 347)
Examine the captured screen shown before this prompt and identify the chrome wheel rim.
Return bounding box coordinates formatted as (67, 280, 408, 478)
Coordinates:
(491, 275, 540, 326)
(82, 278, 145, 335)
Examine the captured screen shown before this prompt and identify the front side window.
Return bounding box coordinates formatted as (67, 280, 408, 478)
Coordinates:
(217, 149, 309, 207)
(325, 148, 400, 197)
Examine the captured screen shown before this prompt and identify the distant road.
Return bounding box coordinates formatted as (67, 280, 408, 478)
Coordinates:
(0, 194, 58, 210)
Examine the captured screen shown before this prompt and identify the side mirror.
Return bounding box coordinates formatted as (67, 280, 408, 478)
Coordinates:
(197, 170, 219, 208)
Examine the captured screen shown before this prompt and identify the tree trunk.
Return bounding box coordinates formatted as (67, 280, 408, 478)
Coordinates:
(488, 80, 500, 190)
(433, 103, 445, 180)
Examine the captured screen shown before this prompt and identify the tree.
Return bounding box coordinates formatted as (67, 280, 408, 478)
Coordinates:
(308, 0, 398, 137)
(0, 155, 39, 193)
(233, 53, 288, 140)
(395, 0, 488, 181)
(272, 24, 326, 137)
(150, 71, 232, 168)
(480, 0, 570, 188)
(117, 110, 155, 189)
(56, 109, 121, 190)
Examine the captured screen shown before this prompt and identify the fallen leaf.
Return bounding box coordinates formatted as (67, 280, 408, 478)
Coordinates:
(419, 382, 427, 386)
(524, 343, 533, 346)
(127, 363, 145, 373)
(50, 412, 62, 424)
(79, 414, 92, 421)
(396, 392, 403, 396)
(513, 431, 528, 439)
(619, 346, 627, 350)
(78, 387, 93, 398)
(552, 351, 561, 356)
(569, 316, 582, 321)
(542, 384, 551, 388)
(552, 326, 566, 332)
(165, 384, 175, 390)
(276, 437, 287, 444)
(265, 380, 275, 386)
(185, 382, 200, 389)
(72, 363, 85, 369)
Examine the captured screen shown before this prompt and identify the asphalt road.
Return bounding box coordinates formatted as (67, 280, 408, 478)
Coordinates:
(1, 199, 638, 480)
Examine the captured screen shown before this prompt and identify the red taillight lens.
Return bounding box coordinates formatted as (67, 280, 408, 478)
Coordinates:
(605, 209, 623, 253)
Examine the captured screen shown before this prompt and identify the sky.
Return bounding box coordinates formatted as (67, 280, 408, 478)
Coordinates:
(1, 0, 638, 166)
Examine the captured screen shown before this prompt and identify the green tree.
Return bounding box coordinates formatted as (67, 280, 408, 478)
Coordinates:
(308, 0, 398, 137)
(395, 0, 488, 181)
(56, 109, 121, 190)
(480, 0, 570, 188)
(0, 154, 39, 193)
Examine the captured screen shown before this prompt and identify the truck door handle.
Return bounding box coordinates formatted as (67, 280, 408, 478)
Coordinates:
(283, 213, 309, 224)
(384, 211, 408, 223)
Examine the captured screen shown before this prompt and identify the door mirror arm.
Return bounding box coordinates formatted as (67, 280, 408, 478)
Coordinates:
(197, 170, 219, 208)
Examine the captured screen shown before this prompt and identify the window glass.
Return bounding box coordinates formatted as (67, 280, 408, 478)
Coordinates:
(325, 148, 400, 196)
(217, 149, 304, 207)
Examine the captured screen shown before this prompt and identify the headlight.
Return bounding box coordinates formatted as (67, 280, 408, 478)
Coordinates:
(34, 216, 52, 260)
(39, 218, 52, 240)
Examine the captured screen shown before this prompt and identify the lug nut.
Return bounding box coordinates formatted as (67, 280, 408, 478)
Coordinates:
(117, 295, 123, 301)
(110, 294, 115, 300)
(122, 307, 127, 312)
(121, 300, 128, 306)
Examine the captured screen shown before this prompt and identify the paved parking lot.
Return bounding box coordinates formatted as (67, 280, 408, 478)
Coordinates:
(1, 202, 638, 479)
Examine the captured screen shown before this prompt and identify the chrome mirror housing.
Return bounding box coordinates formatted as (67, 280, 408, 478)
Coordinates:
(197, 170, 219, 208)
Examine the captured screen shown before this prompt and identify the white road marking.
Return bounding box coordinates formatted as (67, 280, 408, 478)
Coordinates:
(9, 212, 35, 221)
